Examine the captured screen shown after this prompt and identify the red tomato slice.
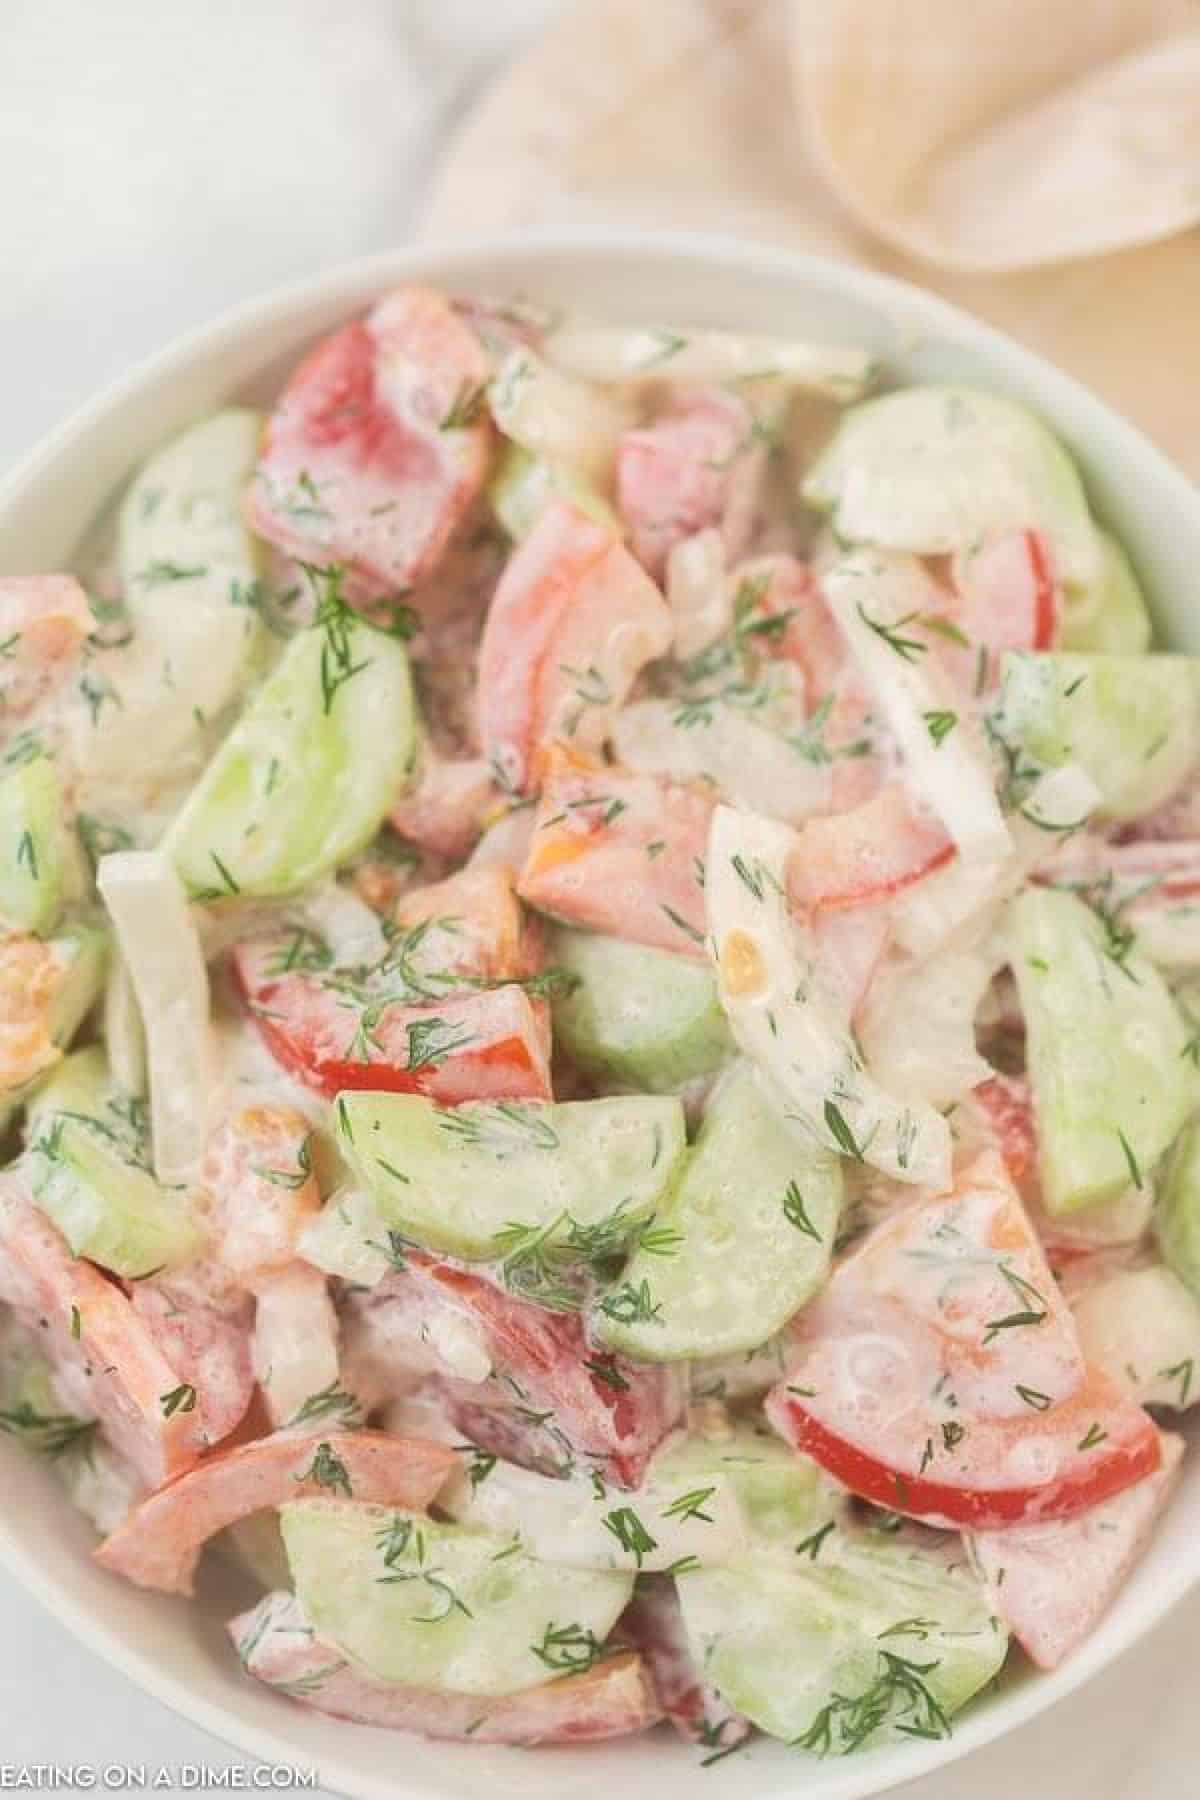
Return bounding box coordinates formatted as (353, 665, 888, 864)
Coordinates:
(94, 1428, 456, 1595)
(247, 286, 492, 600)
(619, 1577, 751, 1751)
(739, 554, 847, 702)
(390, 864, 542, 984)
(233, 941, 551, 1104)
(388, 754, 497, 860)
(973, 1075, 1039, 1195)
(949, 528, 1060, 678)
(202, 1104, 322, 1283)
(0, 575, 94, 718)
(1042, 836, 1200, 902)
(232, 1590, 660, 1743)
(765, 1149, 1159, 1528)
(129, 1281, 254, 1454)
(477, 502, 672, 793)
(787, 786, 955, 913)
(969, 1430, 1183, 1668)
(0, 934, 80, 1095)
(0, 1179, 227, 1487)
(405, 1254, 684, 1490)
(617, 388, 765, 578)
(518, 743, 713, 959)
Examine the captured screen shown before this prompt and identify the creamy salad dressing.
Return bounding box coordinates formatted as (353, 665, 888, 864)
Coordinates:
(0, 286, 1195, 1754)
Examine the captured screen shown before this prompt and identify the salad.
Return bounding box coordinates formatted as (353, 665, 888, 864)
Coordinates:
(0, 283, 1197, 1762)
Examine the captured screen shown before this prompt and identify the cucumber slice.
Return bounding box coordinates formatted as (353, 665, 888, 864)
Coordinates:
(1061, 529, 1153, 654)
(549, 928, 732, 1092)
(677, 1530, 1006, 1749)
(803, 384, 1099, 589)
(1157, 1119, 1200, 1299)
(335, 1092, 685, 1274)
(280, 1499, 633, 1696)
(592, 1062, 840, 1360)
(444, 1419, 839, 1569)
(163, 599, 416, 898)
(488, 442, 620, 541)
(0, 759, 70, 936)
(25, 1047, 203, 1279)
(652, 1421, 840, 1550)
(996, 651, 1199, 821)
(46, 920, 109, 1052)
(1011, 886, 1194, 1213)
(119, 409, 268, 734)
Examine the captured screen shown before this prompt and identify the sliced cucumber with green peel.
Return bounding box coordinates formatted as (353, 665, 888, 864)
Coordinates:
(488, 442, 619, 541)
(1060, 529, 1153, 654)
(652, 1421, 840, 1550)
(803, 384, 1098, 588)
(119, 409, 268, 728)
(280, 1499, 633, 1696)
(444, 1420, 838, 1569)
(25, 1047, 203, 1278)
(335, 1092, 686, 1273)
(163, 601, 416, 898)
(592, 1062, 840, 1360)
(37, 922, 109, 1076)
(677, 1530, 1007, 1749)
(0, 758, 70, 936)
(1157, 1119, 1200, 1298)
(550, 928, 732, 1092)
(1011, 886, 1194, 1213)
(996, 651, 1199, 821)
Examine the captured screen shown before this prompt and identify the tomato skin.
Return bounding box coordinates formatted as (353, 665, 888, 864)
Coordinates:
(617, 389, 764, 578)
(788, 786, 954, 913)
(477, 502, 672, 793)
(973, 1074, 1039, 1192)
(768, 1377, 1159, 1529)
(236, 957, 552, 1105)
(518, 743, 713, 959)
(948, 528, 1061, 676)
(247, 286, 492, 600)
(406, 1254, 683, 1490)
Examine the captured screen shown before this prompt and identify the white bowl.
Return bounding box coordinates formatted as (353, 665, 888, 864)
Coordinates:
(2, 231, 1199, 1800)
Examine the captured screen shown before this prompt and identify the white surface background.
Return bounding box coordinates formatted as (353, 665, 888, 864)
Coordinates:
(0, 2, 1197, 1792)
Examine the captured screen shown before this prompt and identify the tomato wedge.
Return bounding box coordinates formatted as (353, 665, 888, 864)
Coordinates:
(232, 1589, 660, 1742)
(202, 1104, 322, 1283)
(951, 528, 1060, 672)
(233, 940, 551, 1104)
(477, 502, 672, 793)
(787, 786, 954, 913)
(404, 1254, 683, 1490)
(94, 1428, 457, 1595)
(617, 388, 765, 578)
(388, 754, 496, 860)
(247, 285, 492, 600)
(390, 864, 542, 984)
(619, 1577, 751, 1751)
(0, 934, 76, 1094)
(0, 1178, 229, 1486)
(969, 1431, 1183, 1668)
(765, 1150, 1159, 1528)
(518, 743, 713, 959)
(129, 1280, 254, 1453)
(0, 574, 94, 719)
(972, 1075, 1040, 1195)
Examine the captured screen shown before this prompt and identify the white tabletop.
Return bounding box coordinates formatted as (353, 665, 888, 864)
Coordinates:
(0, 2, 1194, 1791)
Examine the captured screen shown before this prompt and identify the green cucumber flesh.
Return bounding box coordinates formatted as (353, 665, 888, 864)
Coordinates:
(1011, 886, 1194, 1213)
(335, 1091, 685, 1268)
(281, 1498, 632, 1696)
(592, 1061, 840, 1360)
(550, 927, 732, 1092)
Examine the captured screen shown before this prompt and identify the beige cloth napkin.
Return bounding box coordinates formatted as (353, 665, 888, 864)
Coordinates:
(420, 0, 1200, 479)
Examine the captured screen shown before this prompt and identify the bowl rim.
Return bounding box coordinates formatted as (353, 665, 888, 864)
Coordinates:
(2, 225, 1199, 1800)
